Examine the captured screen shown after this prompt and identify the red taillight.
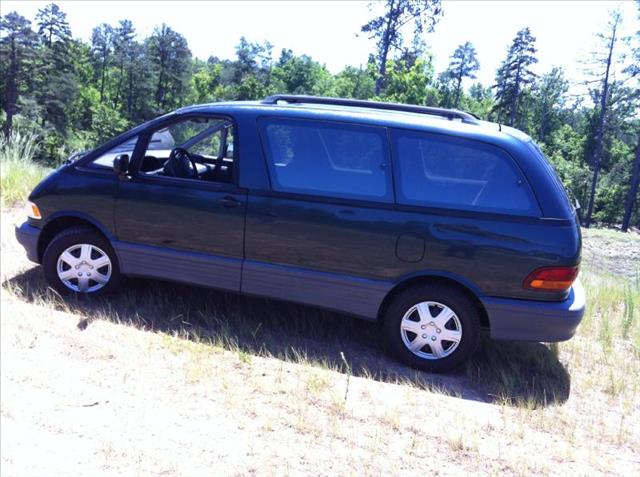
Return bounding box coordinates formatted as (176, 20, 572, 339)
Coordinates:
(523, 266, 579, 292)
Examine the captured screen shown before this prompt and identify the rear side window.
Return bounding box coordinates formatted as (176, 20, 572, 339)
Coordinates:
(260, 118, 392, 202)
(391, 130, 538, 215)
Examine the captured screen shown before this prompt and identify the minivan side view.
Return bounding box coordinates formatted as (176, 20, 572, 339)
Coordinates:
(15, 95, 585, 372)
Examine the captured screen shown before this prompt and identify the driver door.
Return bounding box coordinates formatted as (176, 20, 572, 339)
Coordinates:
(114, 114, 246, 291)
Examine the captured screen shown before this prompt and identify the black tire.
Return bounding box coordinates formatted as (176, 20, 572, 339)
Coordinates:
(383, 284, 481, 373)
(42, 226, 122, 296)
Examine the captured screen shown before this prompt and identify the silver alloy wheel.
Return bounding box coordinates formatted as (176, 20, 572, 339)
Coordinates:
(56, 243, 112, 293)
(400, 301, 462, 360)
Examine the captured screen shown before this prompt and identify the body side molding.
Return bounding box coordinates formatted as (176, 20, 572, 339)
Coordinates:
(114, 241, 242, 292)
(241, 259, 392, 319)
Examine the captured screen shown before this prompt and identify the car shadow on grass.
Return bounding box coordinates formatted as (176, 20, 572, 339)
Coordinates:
(4, 266, 570, 408)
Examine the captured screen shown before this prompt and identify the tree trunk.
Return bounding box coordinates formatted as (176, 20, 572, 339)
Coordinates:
(375, 0, 396, 96)
(3, 38, 18, 139)
(127, 64, 134, 117)
(509, 63, 521, 127)
(622, 136, 640, 231)
(585, 18, 618, 228)
(454, 72, 462, 108)
(116, 61, 124, 106)
(99, 54, 107, 103)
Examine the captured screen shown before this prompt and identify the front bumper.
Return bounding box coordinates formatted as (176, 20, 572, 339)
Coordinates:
(482, 279, 586, 342)
(15, 221, 41, 263)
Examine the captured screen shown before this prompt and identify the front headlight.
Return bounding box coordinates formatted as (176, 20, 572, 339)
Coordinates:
(27, 201, 42, 220)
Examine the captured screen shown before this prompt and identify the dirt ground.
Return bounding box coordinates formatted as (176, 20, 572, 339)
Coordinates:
(1, 208, 639, 476)
(581, 227, 640, 279)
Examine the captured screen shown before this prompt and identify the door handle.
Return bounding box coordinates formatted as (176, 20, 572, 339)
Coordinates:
(218, 196, 242, 208)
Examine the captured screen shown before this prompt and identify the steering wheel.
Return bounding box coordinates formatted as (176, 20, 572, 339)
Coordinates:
(164, 147, 198, 179)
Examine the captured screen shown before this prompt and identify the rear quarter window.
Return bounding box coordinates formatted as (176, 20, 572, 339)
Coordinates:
(259, 118, 393, 202)
(527, 140, 575, 211)
(391, 129, 540, 216)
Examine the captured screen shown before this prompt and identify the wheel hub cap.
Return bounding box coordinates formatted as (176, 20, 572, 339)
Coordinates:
(56, 244, 112, 293)
(400, 301, 462, 360)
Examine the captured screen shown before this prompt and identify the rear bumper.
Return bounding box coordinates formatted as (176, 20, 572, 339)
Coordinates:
(482, 279, 586, 342)
(15, 221, 41, 263)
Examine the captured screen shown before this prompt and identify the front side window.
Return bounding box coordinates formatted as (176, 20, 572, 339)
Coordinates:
(89, 135, 139, 169)
(392, 130, 538, 215)
(260, 118, 392, 202)
(139, 116, 234, 183)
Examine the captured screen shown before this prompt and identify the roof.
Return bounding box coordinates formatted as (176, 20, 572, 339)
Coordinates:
(175, 95, 532, 148)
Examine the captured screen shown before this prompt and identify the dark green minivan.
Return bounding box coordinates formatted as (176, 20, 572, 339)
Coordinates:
(15, 95, 585, 372)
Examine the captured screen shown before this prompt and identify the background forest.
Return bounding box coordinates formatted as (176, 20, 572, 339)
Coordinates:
(1, 1, 639, 229)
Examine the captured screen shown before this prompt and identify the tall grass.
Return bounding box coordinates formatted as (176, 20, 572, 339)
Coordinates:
(0, 131, 49, 208)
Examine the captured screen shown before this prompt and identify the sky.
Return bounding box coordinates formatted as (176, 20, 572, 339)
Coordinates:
(3, 0, 638, 90)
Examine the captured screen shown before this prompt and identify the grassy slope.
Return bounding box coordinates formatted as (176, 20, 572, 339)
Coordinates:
(0, 133, 50, 208)
(1, 208, 639, 475)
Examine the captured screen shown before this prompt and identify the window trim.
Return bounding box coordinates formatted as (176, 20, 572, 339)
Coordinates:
(74, 112, 178, 170)
(130, 112, 240, 188)
(79, 134, 142, 173)
(389, 127, 542, 217)
(257, 116, 394, 204)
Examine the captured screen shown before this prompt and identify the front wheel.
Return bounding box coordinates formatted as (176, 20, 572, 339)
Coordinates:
(42, 227, 122, 296)
(383, 284, 480, 373)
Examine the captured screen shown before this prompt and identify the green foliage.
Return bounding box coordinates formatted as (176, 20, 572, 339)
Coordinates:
(379, 58, 434, 104)
(441, 41, 480, 108)
(272, 50, 333, 96)
(543, 124, 591, 212)
(147, 24, 192, 113)
(332, 65, 376, 99)
(361, 0, 442, 94)
(1, 11, 40, 137)
(462, 82, 493, 119)
(532, 67, 569, 143)
(189, 62, 225, 103)
(492, 27, 538, 128)
(90, 102, 128, 144)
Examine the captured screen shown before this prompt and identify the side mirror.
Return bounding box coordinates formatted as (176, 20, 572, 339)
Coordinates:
(113, 154, 130, 178)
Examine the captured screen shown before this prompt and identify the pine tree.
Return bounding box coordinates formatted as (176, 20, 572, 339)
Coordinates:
(622, 1, 640, 231)
(35, 3, 71, 49)
(35, 2, 74, 131)
(622, 138, 640, 231)
(532, 67, 569, 143)
(91, 23, 114, 103)
(147, 24, 192, 112)
(443, 41, 480, 108)
(361, 0, 442, 95)
(492, 27, 538, 127)
(231, 37, 273, 99)
(584, 11, 622, 228)
(113, 20, 136, 109)
(0, 12, 39, 137)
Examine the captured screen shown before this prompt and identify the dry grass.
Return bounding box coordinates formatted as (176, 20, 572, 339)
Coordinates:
(1, 207, 639, 476)
(0, 132, 50, 208)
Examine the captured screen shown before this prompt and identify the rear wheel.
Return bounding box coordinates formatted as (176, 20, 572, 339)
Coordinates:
(383, 284, 480, 373)
(42, 227, 122, 295)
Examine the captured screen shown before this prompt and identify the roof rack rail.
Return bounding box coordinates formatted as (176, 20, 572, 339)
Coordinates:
(262, 94, 479, 124)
